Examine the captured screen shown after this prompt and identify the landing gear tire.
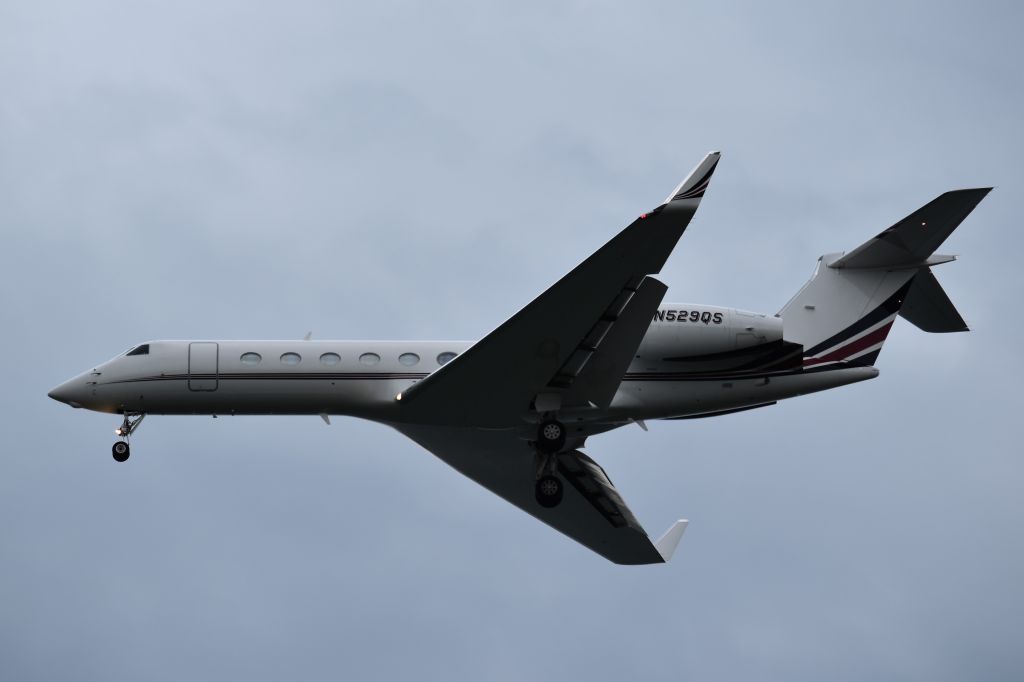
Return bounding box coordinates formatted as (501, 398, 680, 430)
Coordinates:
(536, 420, 566, 454)
(535, 475, 564, 508)
(112, 441, 130, 462)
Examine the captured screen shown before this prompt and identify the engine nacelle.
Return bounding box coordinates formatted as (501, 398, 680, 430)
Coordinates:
(635, 304, 789, 373)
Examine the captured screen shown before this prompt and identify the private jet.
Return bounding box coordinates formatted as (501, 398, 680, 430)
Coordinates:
(48, 152, 990, 564)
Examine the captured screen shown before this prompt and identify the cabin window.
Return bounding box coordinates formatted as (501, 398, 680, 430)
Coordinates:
(126, 344, 150, 356)
(359, 352, 380, 366)
(399, 353, 420, 366)
(240, 352, 262, 365)
(437, 351, 457, 365)
(280, 352, 302, 365)
(320, 352, 341, 366)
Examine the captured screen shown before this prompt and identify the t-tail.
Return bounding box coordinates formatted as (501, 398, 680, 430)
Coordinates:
(779, 188, 991, 368)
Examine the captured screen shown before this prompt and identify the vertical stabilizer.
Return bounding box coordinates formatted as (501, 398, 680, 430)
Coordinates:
(779, 188, 990, 366)
(780, 258, 914, 366)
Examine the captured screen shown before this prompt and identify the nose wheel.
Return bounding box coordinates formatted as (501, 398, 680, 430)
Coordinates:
(112, 413, 145, 463)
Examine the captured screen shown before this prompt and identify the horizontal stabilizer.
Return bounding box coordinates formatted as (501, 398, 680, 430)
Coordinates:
(900, 269, 969, 332)
(831, 188, 991, 269)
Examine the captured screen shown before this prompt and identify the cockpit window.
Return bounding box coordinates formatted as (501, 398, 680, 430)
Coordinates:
(126, 344, 150, 356)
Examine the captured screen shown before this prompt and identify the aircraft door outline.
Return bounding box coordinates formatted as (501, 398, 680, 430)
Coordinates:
(188, 342, 219, 391)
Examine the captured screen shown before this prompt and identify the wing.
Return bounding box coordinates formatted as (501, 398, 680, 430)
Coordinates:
(398, 151, 721, 427)
(392, 423, 687, 565)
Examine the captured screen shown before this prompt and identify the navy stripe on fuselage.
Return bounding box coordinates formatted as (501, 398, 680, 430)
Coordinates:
(103, 372, 430, 385)
(102, 360, 864, 389)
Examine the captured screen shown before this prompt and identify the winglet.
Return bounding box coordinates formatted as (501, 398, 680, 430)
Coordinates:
(662, 152, 721, 205)
(654, 519, 689, 562)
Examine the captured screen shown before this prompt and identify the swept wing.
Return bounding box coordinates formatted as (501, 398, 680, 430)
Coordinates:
(398, 152, 721, 427)
(392, 152, 720, 562)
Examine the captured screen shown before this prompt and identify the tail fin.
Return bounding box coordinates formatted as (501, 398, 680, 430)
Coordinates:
(779, 188, 990, 367)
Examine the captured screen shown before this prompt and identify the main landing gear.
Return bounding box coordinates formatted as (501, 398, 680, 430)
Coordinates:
(534, 419, 567, 508)
(112, 413, 145, 463)
(535, 474, 564, 508)
(536, 419, 566, 454)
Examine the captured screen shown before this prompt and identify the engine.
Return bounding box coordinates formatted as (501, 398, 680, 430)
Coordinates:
(635, 304, 800, 375)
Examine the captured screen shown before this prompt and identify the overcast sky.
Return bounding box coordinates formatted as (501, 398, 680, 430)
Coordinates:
(2, 1, 1022, 680)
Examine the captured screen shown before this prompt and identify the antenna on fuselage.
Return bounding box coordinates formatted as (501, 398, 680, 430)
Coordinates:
(303, 331, 312, 341)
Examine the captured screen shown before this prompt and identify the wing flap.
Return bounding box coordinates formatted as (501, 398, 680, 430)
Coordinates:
(559, 277, 667, 408)
(557, 450, 642, 530)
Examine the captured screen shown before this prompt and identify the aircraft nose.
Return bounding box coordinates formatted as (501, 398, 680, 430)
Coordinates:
(48, 378, 84, 408)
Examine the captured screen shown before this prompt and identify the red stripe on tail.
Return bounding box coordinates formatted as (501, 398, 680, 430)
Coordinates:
(804, 321, 894, 366)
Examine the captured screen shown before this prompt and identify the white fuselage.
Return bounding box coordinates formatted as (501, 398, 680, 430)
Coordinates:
(49, 304, 877, 429)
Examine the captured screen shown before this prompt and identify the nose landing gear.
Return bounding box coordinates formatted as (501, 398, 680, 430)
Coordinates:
(112, 413, 145, 462)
